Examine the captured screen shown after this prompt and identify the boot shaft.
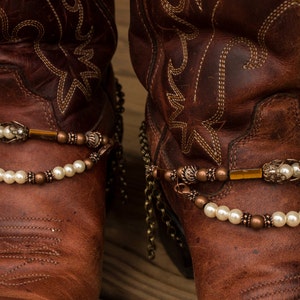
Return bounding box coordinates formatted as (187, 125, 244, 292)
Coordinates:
(130, 0, 300, 166)
(0, 0, 117, 132)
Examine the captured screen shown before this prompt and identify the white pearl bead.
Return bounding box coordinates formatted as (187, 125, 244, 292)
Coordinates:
(73, 160, 86, 174)
(64, 164, 75, 177)
(0, 168, 5, 182)
(286, 211, 300, 227)
(229, 209, 243, 225)
(279, 164, 293, 180)
(0, 126, 4, 138)
(3, 126, 15, 139)
(204, 202, 218, 218)
(52, 166, 65, 180)
(272, 211, 286, 227)
(3, 170, 15, 184)
(14, 170, 27, 184)
(292, 163, 300, 178)
(216, 205, 230, 221)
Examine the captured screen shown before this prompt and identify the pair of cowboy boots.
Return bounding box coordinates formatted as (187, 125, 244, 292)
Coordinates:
(0, 0, 299, 299)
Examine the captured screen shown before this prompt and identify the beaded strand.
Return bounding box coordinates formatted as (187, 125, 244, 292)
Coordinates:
(0, 121, 110, 148)
(0, 122, 115, 185)
(146, 160, 300, 230)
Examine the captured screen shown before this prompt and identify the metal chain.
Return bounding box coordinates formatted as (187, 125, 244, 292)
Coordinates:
(105, 78, 127, 203)
(139, 121, 184, 260)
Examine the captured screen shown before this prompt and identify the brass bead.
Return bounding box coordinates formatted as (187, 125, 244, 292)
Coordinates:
(176, 167, 184, 179)
(102, 136, 108, 145)
(196, 168, 207, 182)
(164, 170, 173, 182)
(152, 167, 158, 179)
(57, 131, 68, 144)
(250, 215, 265, 230)
(35, 172, 46, 185)
(216, 167, 228, 181)
(76, 133, 86, 145)
(84, 158, 94, 170)
(194, 195, 208, 209)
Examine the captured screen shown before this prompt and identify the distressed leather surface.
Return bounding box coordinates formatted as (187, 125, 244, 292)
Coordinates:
(130, 1, 300, 299)
(0, 1, 116, 299)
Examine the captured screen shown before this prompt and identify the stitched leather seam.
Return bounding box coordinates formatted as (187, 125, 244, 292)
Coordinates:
(240, 274, 300, 299)
(230, 95, 298, 170)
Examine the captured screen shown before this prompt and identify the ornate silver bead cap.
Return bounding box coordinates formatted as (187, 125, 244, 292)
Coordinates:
(263, 159, 300, 183)
(85, 131, 103, 148)
(0, 121, 29, 143)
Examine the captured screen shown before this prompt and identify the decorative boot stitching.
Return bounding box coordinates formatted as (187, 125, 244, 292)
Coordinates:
(0, 217, 62, 286)
(0, 66, 58, 130)
(156, 0, 300, 166)
(140, 0, 161, 91)
(240, 274, 300, 300)
(230, 96, 300, 170)
(0, 1, 109, 114)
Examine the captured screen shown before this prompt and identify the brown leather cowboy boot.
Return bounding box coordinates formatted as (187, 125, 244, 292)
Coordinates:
(130, 0, 300, 299)
(0, 1, 121, 299)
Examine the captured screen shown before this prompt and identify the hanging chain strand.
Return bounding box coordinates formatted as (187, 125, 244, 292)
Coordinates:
(139, 121, 184, 259)
(105, 78, 128, 203)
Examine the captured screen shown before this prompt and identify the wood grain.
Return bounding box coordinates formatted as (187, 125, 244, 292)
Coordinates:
(101, 1, 197, 299)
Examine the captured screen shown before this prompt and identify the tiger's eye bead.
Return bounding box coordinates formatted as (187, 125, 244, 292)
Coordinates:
(216, 167, 228, 181)
(196, 168, 207, 182)
(194, 195, 208, 209)
(35, 172, 46, 185)
(57, 131, 68, 144)
(250, 215, 265, 229)
(76, 133, 86, 145)
(84, 158, 94, 170)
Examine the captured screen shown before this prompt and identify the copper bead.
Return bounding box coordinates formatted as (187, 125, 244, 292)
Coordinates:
(194, 195, 208, 209)
(152, 167, 158, 179)
(84, 158, 94, 170)
(57, 131, 68, 144)
(35, 172, 46, 185)
(176, 167, 184, 179)
(250, 215, 265, 230)
(164, 170, 173, 182)
(76, 133, 86, 145)
(196, 168, 207, 182)
(102, 136, 108, 145)
(216, 167, 228, 181)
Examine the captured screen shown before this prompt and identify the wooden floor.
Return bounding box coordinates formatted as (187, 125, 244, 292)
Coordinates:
(100, 2, 197, 299)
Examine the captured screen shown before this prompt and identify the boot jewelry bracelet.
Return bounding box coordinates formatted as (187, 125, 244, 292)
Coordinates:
(146, 160, 300, 230)
(0, 121, 114, 185)
(0, 121, 109, 148)
(148, 159, 300, 184)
